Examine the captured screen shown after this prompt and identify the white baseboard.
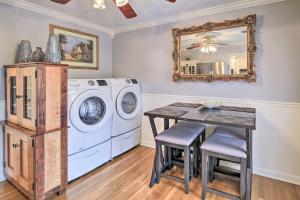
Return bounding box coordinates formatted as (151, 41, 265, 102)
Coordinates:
(254, 167, 300, 186)
(140, 140, 155, 149)
(141, 93, 300, 186)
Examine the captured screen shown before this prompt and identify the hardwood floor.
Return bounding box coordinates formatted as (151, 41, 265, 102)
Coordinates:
(0, 146, 299, 200)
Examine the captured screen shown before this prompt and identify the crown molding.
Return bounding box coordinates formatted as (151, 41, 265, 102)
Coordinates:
(0, 0, 286, 36)
(0, 0, 115, 37)
(115, 0, 286, 34)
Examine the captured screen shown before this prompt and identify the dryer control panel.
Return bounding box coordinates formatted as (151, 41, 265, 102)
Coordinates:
(97, 80, 108, 86)
(131, 79, 138, 84)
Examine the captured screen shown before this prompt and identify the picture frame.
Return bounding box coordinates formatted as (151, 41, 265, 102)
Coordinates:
(49, 24, 99, 70)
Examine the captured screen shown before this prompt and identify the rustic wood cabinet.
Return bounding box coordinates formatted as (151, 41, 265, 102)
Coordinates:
(2, 62, 68, 200)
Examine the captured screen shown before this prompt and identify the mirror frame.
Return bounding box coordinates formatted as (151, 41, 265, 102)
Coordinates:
(172, 14, 256, 82)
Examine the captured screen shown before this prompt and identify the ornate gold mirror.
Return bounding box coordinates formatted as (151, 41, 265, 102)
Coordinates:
(172, 15, 256, 82)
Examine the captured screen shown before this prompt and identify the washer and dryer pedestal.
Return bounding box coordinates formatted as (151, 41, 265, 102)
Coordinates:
(112, 128, 141, 158)
(68, 140, 111, 181)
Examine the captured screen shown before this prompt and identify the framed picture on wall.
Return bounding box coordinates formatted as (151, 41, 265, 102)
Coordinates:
(49, 24, 99, 70)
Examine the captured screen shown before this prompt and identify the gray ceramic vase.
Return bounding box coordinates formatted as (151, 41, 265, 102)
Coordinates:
(18, 40, 32, 63)
(32, 47, 45, 62)
(45, 34, 61, 63)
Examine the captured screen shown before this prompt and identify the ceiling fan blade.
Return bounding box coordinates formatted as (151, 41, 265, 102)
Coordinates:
(213, 42, 228, 46)
(119, 4, 137, 19)
(187, 43, 202, 50)
(51, 0, 71, 4)
(166, 0, 176, 2)
(113, 1, 137, 19)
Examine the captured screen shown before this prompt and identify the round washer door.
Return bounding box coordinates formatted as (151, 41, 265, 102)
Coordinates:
(70, 90, 112, 133)
(116, 86, 141, 120)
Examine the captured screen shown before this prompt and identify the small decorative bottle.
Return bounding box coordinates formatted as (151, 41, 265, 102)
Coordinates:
(32, 47, 45, 62)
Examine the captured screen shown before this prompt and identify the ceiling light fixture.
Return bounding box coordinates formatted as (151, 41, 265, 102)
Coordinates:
(93, 0, 106, 9)
(116, 0, 129, 7)
(200, 45, 217, 54)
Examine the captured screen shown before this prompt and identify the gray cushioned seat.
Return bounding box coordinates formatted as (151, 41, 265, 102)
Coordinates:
(173, 121, 206, 133)
(213, 126, 246, 140)
(201, 134, 247, 158)
(155, 123, 205, 146)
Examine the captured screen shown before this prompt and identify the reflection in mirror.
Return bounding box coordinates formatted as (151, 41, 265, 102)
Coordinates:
(180, 26, 247, 76)
(172, 14, 256, 82)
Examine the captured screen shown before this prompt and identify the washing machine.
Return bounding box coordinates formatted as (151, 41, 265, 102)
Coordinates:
(68, 79, 113, 181)
(109, 78, 142, 158)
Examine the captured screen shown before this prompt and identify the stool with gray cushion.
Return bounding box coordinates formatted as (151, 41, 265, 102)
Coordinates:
(201, 133, 247, 200)
(155, 122, 206, 194)
(213, 126, 246, 139)
(172, 121, 206, 173)
(211, 126, 246, 178)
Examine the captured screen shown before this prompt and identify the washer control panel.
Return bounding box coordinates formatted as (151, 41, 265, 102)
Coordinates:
(88, 80, 95, 86)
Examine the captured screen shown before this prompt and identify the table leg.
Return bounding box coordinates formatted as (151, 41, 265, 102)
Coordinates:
(149, 117, 159, 187)
(163, 118, 172, 169)
(149, 149, 157, 187)
(246, 129, 253, 200)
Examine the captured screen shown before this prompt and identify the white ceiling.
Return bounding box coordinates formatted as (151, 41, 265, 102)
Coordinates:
(2, 0, 286, 36)
(25, 0, 240, 29)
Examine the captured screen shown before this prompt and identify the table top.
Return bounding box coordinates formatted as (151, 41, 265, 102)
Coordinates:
(144, 102, 256, 130)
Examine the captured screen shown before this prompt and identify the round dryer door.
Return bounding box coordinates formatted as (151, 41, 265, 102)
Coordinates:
(116, 86, 141, 120)
(70, 90, 112, 132)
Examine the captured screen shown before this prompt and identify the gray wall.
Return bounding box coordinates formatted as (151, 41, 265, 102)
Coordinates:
(0, 3, 113, 101)
(113, 0, 300, 103)
(0, 3, 112, 182)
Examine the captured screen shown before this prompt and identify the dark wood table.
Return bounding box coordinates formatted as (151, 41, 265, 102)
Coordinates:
(144, 102, 256, 200)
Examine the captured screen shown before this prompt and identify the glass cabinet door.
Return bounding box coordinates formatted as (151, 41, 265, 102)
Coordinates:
(19, 67, 36, 131)
(6, 68, 19, 124)
(10, 77, 17, 115)
(23, 76, 32, 120)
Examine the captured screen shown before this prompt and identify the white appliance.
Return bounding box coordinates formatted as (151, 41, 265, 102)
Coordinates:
(109, 78, 142, 158)
(68, 79, 113, 181)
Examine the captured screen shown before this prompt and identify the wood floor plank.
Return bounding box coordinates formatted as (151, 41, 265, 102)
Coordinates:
(0, 146, 299, 200)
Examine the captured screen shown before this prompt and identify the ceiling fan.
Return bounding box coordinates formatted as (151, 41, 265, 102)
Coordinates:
(51, 0, 176, 19)
(186, 36, 228, 51)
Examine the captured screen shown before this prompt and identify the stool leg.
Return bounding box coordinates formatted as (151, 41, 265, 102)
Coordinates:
(193, 141, 198, 177)
(209, 157, 214, 182)
(216, 158, 220, 167)
(240, 158, 247, 200)
(190, 146, 193, 179)
(210, 158, 217, 181)
(155, 143, 161, 184)
(201, 130, 206, 142)
(184, 146, 190, 194)
(167, 147, 172, 169)
(202, 151, 208, 200)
